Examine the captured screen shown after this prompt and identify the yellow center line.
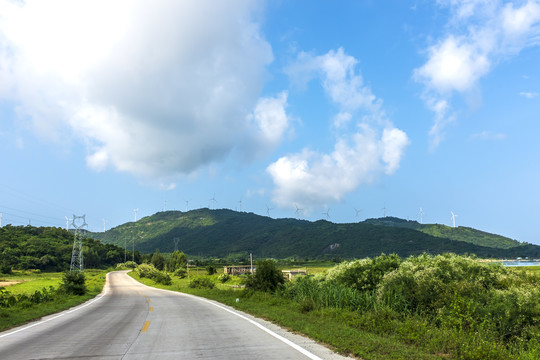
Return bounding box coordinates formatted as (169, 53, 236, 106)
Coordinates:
(149, 306, 153, 312)
(141, 321, 150, 333)
(147, 299, 151, 303)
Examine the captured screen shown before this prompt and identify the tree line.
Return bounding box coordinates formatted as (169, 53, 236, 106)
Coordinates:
(0, 225, 127, 273)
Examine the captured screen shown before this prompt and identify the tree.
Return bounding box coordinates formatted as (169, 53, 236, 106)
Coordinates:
(60, 271, 87, 295)
(150, 249, 165, 270)
(168, 250, 187, 272)
(244, 259, 284, 293)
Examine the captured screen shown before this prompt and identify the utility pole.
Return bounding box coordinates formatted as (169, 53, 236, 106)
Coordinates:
(250, 253, 253, 274)
(70, 214, 87, 272)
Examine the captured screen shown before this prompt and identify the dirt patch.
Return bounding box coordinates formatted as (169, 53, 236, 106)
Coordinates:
(0, 281, 22, 287)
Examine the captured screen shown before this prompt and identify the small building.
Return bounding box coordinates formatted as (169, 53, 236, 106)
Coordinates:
(224, 265, 254, 275)
(282, 269, 307, 280)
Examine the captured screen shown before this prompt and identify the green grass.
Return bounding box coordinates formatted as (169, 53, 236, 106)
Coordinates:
(0, 269, 108, 332)
(0, 271, 64, 295)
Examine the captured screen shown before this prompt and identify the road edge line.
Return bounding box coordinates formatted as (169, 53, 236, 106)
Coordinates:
(0, 272, 111, 339)
(134, 278, 323, 360)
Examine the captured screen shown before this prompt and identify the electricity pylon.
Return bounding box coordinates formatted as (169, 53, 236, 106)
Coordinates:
(70, 214, 87, 272)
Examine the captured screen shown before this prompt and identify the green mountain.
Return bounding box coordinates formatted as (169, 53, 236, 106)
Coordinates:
(91, 209, 539, 259)
(363, 217, 521, 249)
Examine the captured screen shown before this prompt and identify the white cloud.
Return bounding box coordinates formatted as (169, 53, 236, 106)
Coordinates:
(415, 0, 540, 147)
(469, 130, 507, 141)
(268, 49, 409, 210)
(519, 91, 539, 98)
(414, 36, 491, 93)
(245, 92, 290, 159)
(0, 0, 290, 180)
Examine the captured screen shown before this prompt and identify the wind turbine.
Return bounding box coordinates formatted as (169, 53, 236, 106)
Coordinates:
(451, 211, 458, 228)
(354, 208, 362, 220)
(65, 216, 70, 231)
(382, 204, 387, 217)
(419, 208, 424, 224)
(238, 200, 242, 212)
(133, 208, 139, 222)
(102, 219, 108, 232)
(185, 199, 190, 212)
(209, 194, 217, 209)
(266, 204, 273, 216)
(295, 204, 303, 219)
(322, 208, 330, 220)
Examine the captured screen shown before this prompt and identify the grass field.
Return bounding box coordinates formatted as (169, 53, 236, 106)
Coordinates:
(0, 269, 108, 332)
(0, 271, 64, 295)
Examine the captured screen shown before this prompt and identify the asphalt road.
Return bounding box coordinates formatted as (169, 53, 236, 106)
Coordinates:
(0, 271, 351, 360)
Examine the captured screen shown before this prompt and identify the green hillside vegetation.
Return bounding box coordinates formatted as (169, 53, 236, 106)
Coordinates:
(0, 225, 126, 272)
(91, 209, 539, 259)
(364, 217, 521, 249)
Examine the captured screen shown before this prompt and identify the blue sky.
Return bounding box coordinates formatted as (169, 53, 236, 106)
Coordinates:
(1, 0, 539, 245)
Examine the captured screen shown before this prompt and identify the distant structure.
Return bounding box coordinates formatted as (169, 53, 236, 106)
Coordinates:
(163, 200, 167, 212)
(282, 269, 307, 281)
(102, 218, 107, 232)
(185, 200, 190, 212)
(354, 208, 362, 219)
(451, 211, 458, 228)
(70, 214, 87, 272)
(419, 208, 424, 224)
(295, 204, 303, 219)
(65, 216, 70, 231)
(133, 208, 139, 222)
(173, 237, 180, 252)
(209, 194, 217, 209)
(238, 200, 242, 212)
(322, 208, 330, 220)
(382, 204, 387, 217)
(224, 265, 254, 275)
(266, 204, 273, 216)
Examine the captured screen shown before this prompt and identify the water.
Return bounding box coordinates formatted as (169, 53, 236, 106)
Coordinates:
(502, 261, 540, 267)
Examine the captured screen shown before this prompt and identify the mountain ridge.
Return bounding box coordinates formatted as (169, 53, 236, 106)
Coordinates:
(89, 209, 539, 259)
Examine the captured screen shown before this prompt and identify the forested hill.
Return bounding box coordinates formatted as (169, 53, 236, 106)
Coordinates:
(363, 217, 521, 249)
(0, 225, 126, 272)
(91, 209, 539, 259)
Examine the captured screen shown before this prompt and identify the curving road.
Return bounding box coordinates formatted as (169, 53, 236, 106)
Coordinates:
(0, 271, 350, 359)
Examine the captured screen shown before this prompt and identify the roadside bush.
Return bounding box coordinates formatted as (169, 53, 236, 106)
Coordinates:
(116, 261, 138, 269)
(218, 273, 230, 283)
(326, 253, 401, 291)
(135, 263, 160, 279)
(153, 272, 172, 285)
(135, 263, 171, 285)
(244, 259, 284, 293)
(188, 277, 215, 289)
(1, 286, 57, 308)
(206, 265, 217, 275)
(60, 271, 87, 295)
(174, 268, 187, 278)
